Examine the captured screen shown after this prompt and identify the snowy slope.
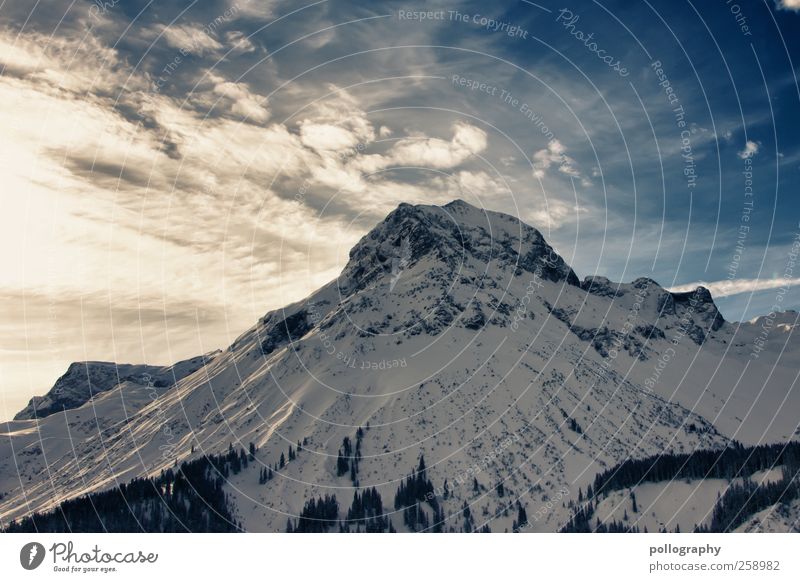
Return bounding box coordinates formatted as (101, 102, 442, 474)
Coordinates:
(1, 200, 798, 532)
(735, 498, 800, 532)
(592, 467, 788, 533)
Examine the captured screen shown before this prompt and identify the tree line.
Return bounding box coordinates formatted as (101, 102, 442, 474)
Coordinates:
(3, 447, 252, 533)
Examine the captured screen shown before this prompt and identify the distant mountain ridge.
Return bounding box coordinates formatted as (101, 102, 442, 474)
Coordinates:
(14, 353, 220, 420)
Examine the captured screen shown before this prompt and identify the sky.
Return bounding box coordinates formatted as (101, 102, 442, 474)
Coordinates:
(1, 0, 800, 419)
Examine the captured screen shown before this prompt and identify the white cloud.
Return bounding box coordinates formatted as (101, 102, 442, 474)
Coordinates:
(532, 139, 586, 182)
(0, 30, 145, 94)
(180, 72, 271, 123)
(223, 30, 257, 54)
(670, 277, 800, 298)
(453, 171, 508, 197)
(526, 198, 586, 231)
(231, 0, 277, 20)
(300, 123, 361, 152)
(296, 85, 377, 154)
(776, 0, 800, 11)
(738, 140, 760, 159)
(210, 75, 270, 122)
(357, 122, 487, 172)
(157, 24, 223, 55)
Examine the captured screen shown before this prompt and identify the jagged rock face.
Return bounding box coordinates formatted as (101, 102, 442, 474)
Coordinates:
(259, 311, 313, 355)
(670, 287, 726, 339)
(581, 276, 624, 298)
(4, 199, 799, 534)
(340, 200, 579, 295)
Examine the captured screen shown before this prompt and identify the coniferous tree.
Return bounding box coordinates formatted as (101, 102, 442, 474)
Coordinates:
(336, 449, 349, 476)
(562, 441, 800, 533)
(516, 501, 528, 529)
(3, 450, 249, 532)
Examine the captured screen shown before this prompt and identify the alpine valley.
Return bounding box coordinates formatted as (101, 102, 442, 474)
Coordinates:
(2, 200, 799, 533)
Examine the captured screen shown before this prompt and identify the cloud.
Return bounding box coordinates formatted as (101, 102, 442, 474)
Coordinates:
(207, 74, 270, 122)
(223, 30, 257, 54)
(776, 0, 800, 11)
(526, 199, 586, 231)
(296, 84, 376, 153)
(231, 0, 277, 20)
(0, 29, 145, 94)
(737, 140, 760, 159)
(532, 139, 587, 183)
(452, 170, 509, 197)
(356, 122, 487, 172)
(670, 277, 800, 298)
(157, 24, 224, 56)
(301, 123, 361, 152)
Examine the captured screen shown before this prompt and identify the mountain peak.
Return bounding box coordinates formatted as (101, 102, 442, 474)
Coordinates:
(339, 199, 579, 294)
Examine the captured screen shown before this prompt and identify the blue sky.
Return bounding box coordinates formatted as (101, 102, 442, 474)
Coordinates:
(1, 0, 799, 416)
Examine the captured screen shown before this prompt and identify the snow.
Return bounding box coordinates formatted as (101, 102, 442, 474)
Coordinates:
(594, 479, 730, 532)
(1, 200, 798, 532)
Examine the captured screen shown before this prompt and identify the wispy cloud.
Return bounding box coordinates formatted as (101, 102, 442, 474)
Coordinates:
(531, 139, 590, 186)
(355, 122, 488, 172)
(776, 0, 800, 11)
(670, 277, 800, 298)
(737, 140, 760, 159)
(156, 24, 224, 55)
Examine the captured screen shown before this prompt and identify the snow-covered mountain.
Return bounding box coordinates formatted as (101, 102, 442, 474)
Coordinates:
(2, 200, 799, 532)
(13, 354, 219, 421)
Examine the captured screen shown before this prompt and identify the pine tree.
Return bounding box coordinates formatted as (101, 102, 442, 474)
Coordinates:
(336, 449, 349, 476)
(516, 502, 528, 529)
